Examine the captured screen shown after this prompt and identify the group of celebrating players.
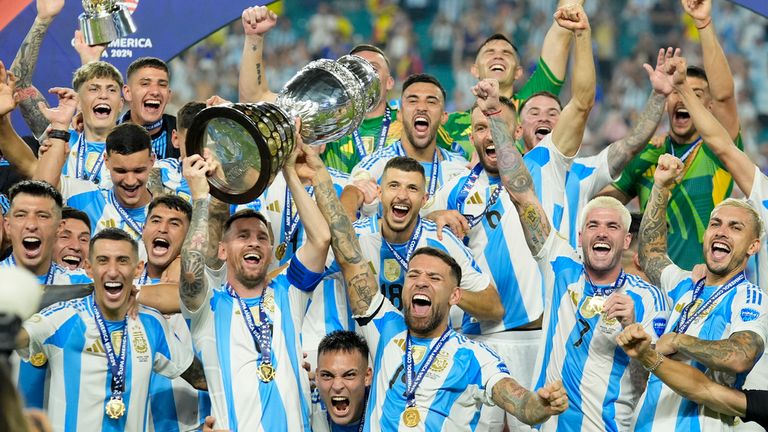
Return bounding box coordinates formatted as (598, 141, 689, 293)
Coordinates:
(1, 0, 768, 431)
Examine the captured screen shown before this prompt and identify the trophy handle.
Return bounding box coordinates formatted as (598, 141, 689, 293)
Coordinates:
(185, 105, 274, 205)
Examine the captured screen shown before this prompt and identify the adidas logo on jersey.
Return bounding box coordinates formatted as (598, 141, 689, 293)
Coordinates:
(467, 191, 484, 205)
(266, 200, 281, 213)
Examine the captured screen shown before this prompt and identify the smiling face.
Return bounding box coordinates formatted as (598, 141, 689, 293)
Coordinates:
(400, 82, 446, 151)
(143, 204, 189, 273)
(470, 105, 517, 175)
(105, 150, 154, 208)
(667, 76, 712, 143)
(703, 205, 760, 278)
(78, 77, 123, 135)
(380, 168, 426, 238)
(87, 238, 142, 320)
(54, 218, 91, 270)
(518, 94, 561, 151)
(579, 207, 632, 277)
(403, 253, 461, 338)
(316, 349, 372, 425)
(124, 66, 171, 127)
(472, 38, 522, 89)
(219, 217, 273, 291)
(6, 194, 61, 275)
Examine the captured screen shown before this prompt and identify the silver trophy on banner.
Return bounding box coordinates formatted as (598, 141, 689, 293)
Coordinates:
(79, 0, 138, 45)
(185, 55, 381, 204)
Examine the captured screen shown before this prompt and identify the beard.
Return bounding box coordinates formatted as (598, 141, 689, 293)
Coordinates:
(403, 123, 438, 151)
(404, 304, 445, 335)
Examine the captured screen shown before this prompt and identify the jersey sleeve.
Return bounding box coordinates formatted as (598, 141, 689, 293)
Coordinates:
(534, 230, 583, 305)
(179, 266, 221, 330)
(145, 310, 194, 379)
(578, 148, 618, 202)
(60, 175, 99, 200)
(19, 306, 75, 360)
(352, 290, 404, 362)
(633, 284, 671, 342)
(660, 264, 692, 299)
(514, 57, 565, 102)
(474, 344, 513, 405)
(727, 285, 768, 338)
(429, 228, 490, 293)
(747, 166, 768, 229)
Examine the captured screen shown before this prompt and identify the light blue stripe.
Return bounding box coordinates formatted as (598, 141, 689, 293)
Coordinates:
(213, 293, 239, 429)
(63, 317, 87, 431)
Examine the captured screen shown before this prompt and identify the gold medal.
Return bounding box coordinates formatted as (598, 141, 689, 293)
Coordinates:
(581, 296, 605, 319)
(402, 406, 420, 427)
(275, 243, 287, 260)
(29, 352, 47, 367)
(105, 397, 126, 419)
(258, 362, 275, 383)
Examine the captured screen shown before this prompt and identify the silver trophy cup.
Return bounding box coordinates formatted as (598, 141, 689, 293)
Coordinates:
(79, 0, 137, 45)
(185, 55, 381, 204)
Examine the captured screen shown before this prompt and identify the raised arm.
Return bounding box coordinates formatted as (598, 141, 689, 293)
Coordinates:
(681, 0, 739, 139)
(492, 378, 568, 425)
(179, 155, 213, 311)
(32, 87, 79, 187)
(606, 48, 674, 178)
(671, 55, 755, 196)
(312, 164, 377, 316)
(283, 135, 331, 273)
(550, 4, 595, 157)
(638, 154, 683, 286)
(618, 323, 748, 417)
(473, 79, 551, 256)
(0, 62, 37, 178)
(10, 0, 65, 137)
(72, 30, 108, 65)
(539, 0, 585, 84)
(238, 6, 278, 103)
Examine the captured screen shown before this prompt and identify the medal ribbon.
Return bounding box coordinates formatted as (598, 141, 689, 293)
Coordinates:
(226, 283, 273, 367)
(669, 136, 702, 164)
(457, 164, 503, 228)
(584, 269, 628, 297)
(138, 264, 150, 286)
(76, 133, 105, 183)
(10, 256, 56, 284)
(91, 295, 129, 401)
(383, 218, 423, 271)
(404, 327, 452, 408)
(108, 190, 145, 235)
(279, 185, 314, 253)
(675, 272, 745, 334)
(394, 142, 440, 197)
(143, 118, 164, 131)
(352, 106, 391, 159)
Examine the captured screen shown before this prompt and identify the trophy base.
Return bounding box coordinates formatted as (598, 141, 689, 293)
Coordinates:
(79, 7, 137, 46)
(185, 103, 295, 205)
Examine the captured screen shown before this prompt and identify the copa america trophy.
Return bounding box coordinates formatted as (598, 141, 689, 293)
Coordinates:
(79, 0, 137, 45)
(185, 55, 381, 204)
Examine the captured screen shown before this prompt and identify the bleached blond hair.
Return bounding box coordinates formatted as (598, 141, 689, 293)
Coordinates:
(710, 198, 765, 240)
(580, 196, 632, 232)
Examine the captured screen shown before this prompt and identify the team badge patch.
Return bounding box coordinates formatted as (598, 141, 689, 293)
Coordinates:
(383, 259, 401, 282)
(652, 318, 668, 337)
(740, 308, 760, 322)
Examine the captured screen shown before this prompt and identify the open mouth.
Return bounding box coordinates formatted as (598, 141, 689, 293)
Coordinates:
(535, 126, 552, 141)
(93, 103, 112, 119)
(120, 184, 141, 198)
(151, 237, 170, 256)
(391, 203, 410, 220)
(484, 144, 496, 159)
(411, 293, 432, 316)
(104, 281, 124, 299)
(330, 396, 351, 415)
(61, 254, 82, 269)
(592, 242, 611, 257)
(243, 252, 262, 266)
(413, 115, 430, 134)
(143, 99, 162, 115)
(711, 241, 731, 261)
(22, 236, 42, 252)
(489, 63, 506, 73)
(674, 108, 690, 121)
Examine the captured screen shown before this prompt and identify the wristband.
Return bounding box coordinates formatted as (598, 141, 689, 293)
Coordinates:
(696, 17, 712, 30)
(483, 109, 503, 117)
(48, 129, 71, 142)
(643, 351, 665, 373)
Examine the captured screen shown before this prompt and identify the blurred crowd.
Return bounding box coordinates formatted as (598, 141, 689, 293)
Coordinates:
(168, 0, 768, 165)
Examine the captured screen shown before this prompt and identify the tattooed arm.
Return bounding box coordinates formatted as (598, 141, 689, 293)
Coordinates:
(492, 378, 568, 425)
(10, 0, 65, 137)
(312, 163, 377, 316)
(671, 331, 765, 375)
(637, 154, 682, 287)
(238, 6, 278, 103)
(606, 91, 665, 178)
(206, 197, 229, 269)
(180, 357, 209, 391)
(180, 155, 212, 311)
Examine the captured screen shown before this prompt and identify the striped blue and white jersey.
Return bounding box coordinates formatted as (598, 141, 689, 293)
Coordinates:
(355, 291, 511, 431)
(181, 258, 323, 431)
(19, 294, 193, 432)
(62, 130, 112, 188)
(533, 231, 670, 432)
(154, 158, 192, 203)
(633, 265, 768, 432)
(60, 176, 148, 260)
(0, 257, 91, 285)
(748, 166, 768, 291)
(348, 218, 491, 311)
(563, 148, 616, 248)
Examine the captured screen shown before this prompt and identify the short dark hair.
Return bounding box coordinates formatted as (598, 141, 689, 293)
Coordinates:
(176, 101, 206, 131)
(410, 247, 462, 286)
(383, 156, 425, 180)
(476, 33, 520, 61)
(89, 228, 138, 258)
(519, 91, 562, 112)
(61, 206, 92, 229)
(402, 73, 446, 101)
(686, 65, 708, 84)
(106, 123, 152, 156)
(471, 95, 518, 117)
(148, 195, 193, 222)
(349, 44, 391, 70)
(8, 180, 63, 212)
(223, 209, 273, 244)
(317, 330, 369, 364)
(126, 57, 170, 81)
